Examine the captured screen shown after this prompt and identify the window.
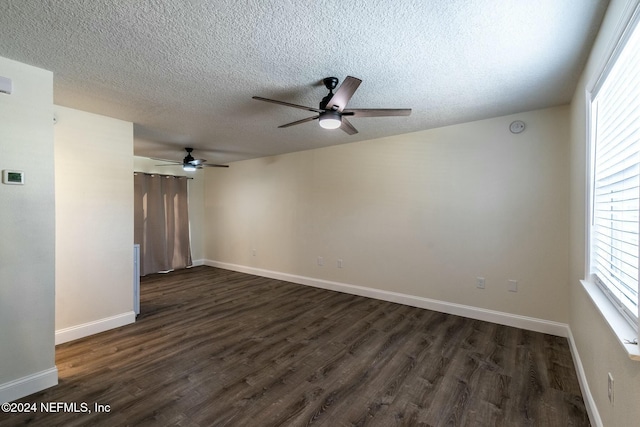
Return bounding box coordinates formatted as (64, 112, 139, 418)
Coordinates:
(589, 10, 640, 331)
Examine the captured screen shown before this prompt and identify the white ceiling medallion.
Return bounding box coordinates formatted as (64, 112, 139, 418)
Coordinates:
(509, 120, 525, 134)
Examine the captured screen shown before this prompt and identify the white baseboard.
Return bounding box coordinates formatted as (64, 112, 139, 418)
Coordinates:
(204, 260, 569, 337)
(0, 367, 58, 404)
(55, 311, 136, 345)
(566, 328, 601, 427)
(191, 259, 205, 267)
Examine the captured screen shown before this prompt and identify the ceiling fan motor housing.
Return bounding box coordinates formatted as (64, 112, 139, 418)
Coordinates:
(319, 94, 333, 110)
(183, 147, 195, 164)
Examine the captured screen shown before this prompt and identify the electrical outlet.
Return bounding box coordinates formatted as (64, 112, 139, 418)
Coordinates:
(317, 256, 324, 266)
(252, 248, 256, 257)
(608, 372, 614, 404)
(337, 259, 343, 268)
(508, 280, 518, 292)
(476, 277, 485, 289)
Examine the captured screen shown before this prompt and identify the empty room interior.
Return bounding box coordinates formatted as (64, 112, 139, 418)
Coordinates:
(2, 0, 640, 426)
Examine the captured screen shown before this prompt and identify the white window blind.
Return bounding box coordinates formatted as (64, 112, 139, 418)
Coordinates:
(590, 12, 640, 329)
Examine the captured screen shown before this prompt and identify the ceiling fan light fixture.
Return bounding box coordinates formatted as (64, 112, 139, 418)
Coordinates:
(183, 163, 197, 172)
(318, 111, 342, 130)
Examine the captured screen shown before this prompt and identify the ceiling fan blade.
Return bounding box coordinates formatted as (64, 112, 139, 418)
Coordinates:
(202, 164, 230, 168)
(155, 164, 182, 167)
(252, 96, 323, 113)
(151, 158, 182, 164)
(340, 117, 358, 135)
(325, 76, 362, 112)
(278, 115, 319, 128)
(342, 108, 412, 117)
(191, 159, 205, 166)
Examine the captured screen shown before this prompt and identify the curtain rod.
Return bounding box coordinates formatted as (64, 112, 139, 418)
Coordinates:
(134, 171, 194, 180)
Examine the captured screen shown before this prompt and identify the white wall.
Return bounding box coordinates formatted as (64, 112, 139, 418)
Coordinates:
(204, 105, 570, 325)
(133, 156, 205, 263)
(0, 57, 58, 402)
(569, 1, 640, 426)
(54, 106, 135, 344)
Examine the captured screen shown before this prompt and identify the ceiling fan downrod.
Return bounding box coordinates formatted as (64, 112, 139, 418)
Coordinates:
(319, 77, 339, 110)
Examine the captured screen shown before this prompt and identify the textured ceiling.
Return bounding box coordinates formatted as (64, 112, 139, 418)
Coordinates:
(0, 0, 608, 164)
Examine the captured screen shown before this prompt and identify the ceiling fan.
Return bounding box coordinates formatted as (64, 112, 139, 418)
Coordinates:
(253, 76, 411, 135)
(155, 147, 229, 171)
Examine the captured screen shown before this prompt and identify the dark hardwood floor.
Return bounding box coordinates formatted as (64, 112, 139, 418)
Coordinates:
(1, 266, 589, 426)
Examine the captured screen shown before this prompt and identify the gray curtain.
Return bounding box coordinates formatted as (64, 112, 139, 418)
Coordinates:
(134, 173, 192, 276)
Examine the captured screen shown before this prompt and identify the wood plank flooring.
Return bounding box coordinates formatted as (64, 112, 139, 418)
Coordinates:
(1, 266, 589, 426)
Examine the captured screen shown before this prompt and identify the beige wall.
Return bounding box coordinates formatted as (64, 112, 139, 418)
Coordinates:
(569, 0, 640, 426)
(204, 105, 570, 323)
(0, 57, 57, 402)
(133, 156, 205, 263)
(54, 106, 134, 340)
